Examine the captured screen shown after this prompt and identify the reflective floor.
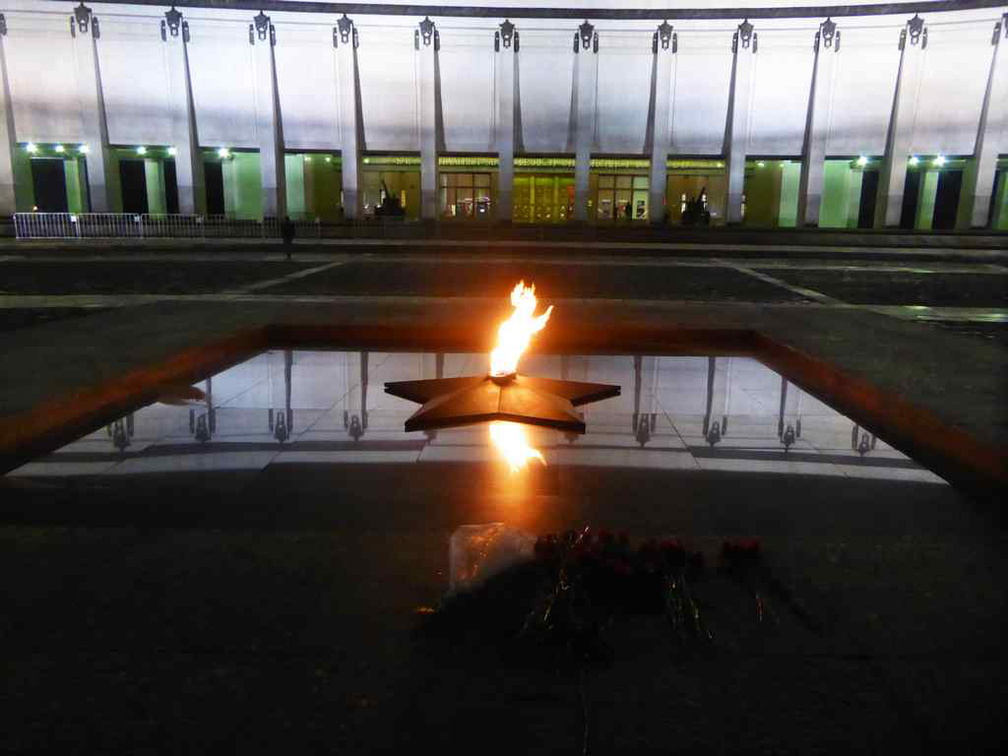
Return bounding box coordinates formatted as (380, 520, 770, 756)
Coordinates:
(8, 350, 945, 485)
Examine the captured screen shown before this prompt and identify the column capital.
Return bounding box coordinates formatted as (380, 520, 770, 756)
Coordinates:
(899, 13, 927, 50)
(0, 13, 7, 37)
(652, 20, 676, 54)
(495, 19, 517, 52)
(815, 17, 840, 53)
(993, 14, 1007, 46)
(416, 16, 438, 50)
(732, 18, 756, 54)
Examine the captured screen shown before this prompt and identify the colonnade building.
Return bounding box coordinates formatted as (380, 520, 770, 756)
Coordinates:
(1, 1, 1007, 230)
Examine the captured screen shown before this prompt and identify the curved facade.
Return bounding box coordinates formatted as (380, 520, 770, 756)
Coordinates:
(1, 1, 1006, 229)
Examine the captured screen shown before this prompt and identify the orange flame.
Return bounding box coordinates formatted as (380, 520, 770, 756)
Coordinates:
(489, 421, 545, 473)
(489, 281, 553, 377)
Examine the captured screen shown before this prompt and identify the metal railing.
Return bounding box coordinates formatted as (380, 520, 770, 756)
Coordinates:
(11, 212, 327, 240)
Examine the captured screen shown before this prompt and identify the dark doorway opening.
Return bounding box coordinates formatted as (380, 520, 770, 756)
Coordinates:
(164, 159, 180, 214)
(204, 161, 225, 215)
(899, 170, 921, 229)
(119, 160, 148, 214)
(857, 170, 879, 229)
(30, 159, 68, 212)
(932, 170, 962, 230)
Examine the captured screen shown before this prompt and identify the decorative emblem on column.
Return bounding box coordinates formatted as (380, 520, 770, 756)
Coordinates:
(417, 16, 436, 48)
(161, 6, 188, 42)
(900, 14, 927, 50)
(164, 6, 182, 37)
(0, 14, 7, 37)
(815, 17, 840, 52)
(652, 20, 675, 54)
(250, 10, 273, 45)
(907, 14, 925, 45)
(732, 18, 755, 53)
(72, 3, 91, 36)
(335, 13, 353, 47)
(495, 19, 516, 52)
(574, 20, 598, 53)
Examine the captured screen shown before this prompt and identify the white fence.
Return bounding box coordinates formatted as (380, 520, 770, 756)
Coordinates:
(12, 213, 324, 240)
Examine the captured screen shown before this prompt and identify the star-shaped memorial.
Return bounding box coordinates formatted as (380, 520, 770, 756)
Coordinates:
(384, 373, 621, 434)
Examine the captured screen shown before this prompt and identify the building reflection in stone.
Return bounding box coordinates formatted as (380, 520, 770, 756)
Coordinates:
(8, 351, 945, 485)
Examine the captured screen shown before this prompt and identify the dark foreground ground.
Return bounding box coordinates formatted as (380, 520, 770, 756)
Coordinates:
(1, 463, 1006, 755)
(1, 239, 1005, 753)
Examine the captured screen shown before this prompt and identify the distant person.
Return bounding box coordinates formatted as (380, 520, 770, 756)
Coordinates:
(624, 202, 632, 220)
(281, 215, 295, 260)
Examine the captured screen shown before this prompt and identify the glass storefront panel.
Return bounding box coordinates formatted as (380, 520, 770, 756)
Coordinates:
(439, 172, 492, 219)
(362, 169, 420, 219)
(596, 174, 648, 221)
(665, 174, 726, 225)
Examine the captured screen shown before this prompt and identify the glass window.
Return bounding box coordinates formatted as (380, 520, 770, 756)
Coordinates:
(599, 175, 614, 189)
(474, 173, 491, 188)
(616, 176, 633, 189)
(439, 174, 449, 187)
(633, 176, 650, 190)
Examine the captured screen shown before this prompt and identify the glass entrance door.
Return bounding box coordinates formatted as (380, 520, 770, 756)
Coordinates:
(513, 175, 575, 223)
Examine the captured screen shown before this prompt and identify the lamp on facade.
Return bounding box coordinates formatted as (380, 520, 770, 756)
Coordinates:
(856, 155, 868, 167)
(909, 155, 920, 166)
(78, 144, 90, 154)
(933, 154, 946, 167)
(217, 147, 231, 159)
(136, 146, 147, 155)
(54, 144, 65, 153)
(25, 142, 38, 154)
(167, 146, 177, 156)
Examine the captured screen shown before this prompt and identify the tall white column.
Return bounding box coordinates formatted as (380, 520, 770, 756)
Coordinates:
(875, 14, 927, 229)
(416, 16, 438, 220)
(495, 20, 517, 222)
(161, 7, 203, 214)
(573, 21, 598, 222)
(648, 21, 676, 224)
(797, 18, 840, 227)
(0, 14, 19, 216)
(250, 11, 285, 219)
(71, 3, 115, 212)
(334, 14, 361, 219)
(724, 19, 757, 225)
(958, 13, 1008, 229)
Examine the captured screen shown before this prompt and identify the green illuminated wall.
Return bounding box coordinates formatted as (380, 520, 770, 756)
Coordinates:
(777, 162, 800, 228)
(64, 158, 87, 213)
(284, 155, 306, 218)
(994, 172, 1008, 230)
(144, 159, 166, 214)
(223, 152, 263, 219)
(13, 148, 34, 210)
(285, 154, 343, 220)
(915, 169, 939, 230)
(742, 165, 780, 226)
(819, 160, 855, 228)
